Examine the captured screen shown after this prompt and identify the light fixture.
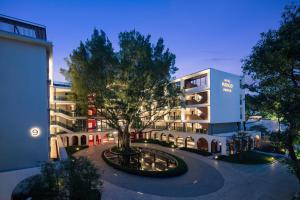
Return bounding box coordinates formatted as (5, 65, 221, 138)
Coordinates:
(30, 127, 41, 137)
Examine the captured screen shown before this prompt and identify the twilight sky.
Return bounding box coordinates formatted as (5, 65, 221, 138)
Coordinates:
(1, 0, 298, 81)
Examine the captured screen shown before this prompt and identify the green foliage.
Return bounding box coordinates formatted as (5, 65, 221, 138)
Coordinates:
(179, 147, 212, 156)
(242, 4, 300, 128)
(62, 29, 180, 149)
(242, 3, 300, 180)
(102, 149, 188, 178)
(65, 145, 89, 156)
(217, 151, 275, 164)
(30, 158, 102, 200)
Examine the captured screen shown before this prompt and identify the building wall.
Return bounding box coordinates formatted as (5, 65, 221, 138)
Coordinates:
(0, 35, 50, 171)
(209, 68, 243, 124)
(208, 123, 239, 135)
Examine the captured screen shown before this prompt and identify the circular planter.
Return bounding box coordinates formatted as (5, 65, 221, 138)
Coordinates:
(102, 146, 188, 178)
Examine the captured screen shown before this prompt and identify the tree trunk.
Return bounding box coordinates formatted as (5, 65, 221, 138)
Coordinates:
(123, 128, 130, 151)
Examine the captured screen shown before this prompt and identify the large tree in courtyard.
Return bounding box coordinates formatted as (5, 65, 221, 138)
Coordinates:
(62, 29, 179, 152)
(242, 4, 300, 183)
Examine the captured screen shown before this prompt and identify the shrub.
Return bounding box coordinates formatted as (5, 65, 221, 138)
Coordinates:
(255, 145, 286, 155)
(217, 151, 275, 164)
(28, 157, 102, 200)
(65, 145, 88, 156)
(179, 147, 212, 156)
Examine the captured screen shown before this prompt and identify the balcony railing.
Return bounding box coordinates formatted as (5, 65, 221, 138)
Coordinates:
(51, 108, 82, 117)
(185, 114, 207, 121)
(51, 121, 76, 132)
(168, 116, 181, 120)
(54, 96, 70, 101)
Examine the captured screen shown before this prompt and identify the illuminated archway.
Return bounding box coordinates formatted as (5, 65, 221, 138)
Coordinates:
(197, 138, 208, 151)
(185, 137, 195, 148)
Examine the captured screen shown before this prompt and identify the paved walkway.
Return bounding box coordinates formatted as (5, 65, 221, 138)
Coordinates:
(74, 144, 298, 200)
(0, 167, 40, 200)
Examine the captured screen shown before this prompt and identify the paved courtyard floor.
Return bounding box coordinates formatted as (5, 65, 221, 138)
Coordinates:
(74, 143, 298, 200)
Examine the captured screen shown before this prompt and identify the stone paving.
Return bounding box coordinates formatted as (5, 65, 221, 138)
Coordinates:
(74, 143, 299, 200)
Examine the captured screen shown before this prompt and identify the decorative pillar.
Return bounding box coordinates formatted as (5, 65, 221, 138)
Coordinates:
(78, 136, 81, 146)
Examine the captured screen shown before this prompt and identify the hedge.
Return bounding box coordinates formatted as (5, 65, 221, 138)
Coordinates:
(179, 147, 212, 156)
(102, 148, 188, 178)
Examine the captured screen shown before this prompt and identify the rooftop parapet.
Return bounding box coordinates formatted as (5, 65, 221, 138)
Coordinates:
(0, 14, 46, 40)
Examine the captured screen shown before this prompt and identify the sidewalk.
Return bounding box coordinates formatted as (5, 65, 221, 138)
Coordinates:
(0, 167, 40, 200)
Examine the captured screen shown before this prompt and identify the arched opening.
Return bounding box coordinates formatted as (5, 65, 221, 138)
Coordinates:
(155, 132, 160, 140)
(88, 135, 94, 146)
(81, 135, 87, 145)
(108, 133, 115, 142)
(102, 134, 108, 143)
(197, 138, 208, 151)
(185, 137, 195, 148)
(96, 135, 101, 145)
(168, 134, 175, 144)
(71, 136, 78, 146)
(161, 133, 167, 142)
(176, 137, 184, 147)
(211, 140, 221, 153)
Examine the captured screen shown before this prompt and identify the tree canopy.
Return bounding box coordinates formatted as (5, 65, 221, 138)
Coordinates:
(242, 3, 300, 182)
(62, 29, 180, 150)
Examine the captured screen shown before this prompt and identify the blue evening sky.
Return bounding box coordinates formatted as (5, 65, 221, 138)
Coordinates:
(1, 0, 298, 81)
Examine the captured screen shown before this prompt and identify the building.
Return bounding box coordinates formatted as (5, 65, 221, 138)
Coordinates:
(50, 68, 260, 156)
(0, 15, 52, 171)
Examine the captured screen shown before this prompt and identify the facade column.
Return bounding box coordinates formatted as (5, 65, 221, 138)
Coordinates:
(78, 136, 81, 146)
(208, 138, 211, 153)
(93, 135, 96, 145)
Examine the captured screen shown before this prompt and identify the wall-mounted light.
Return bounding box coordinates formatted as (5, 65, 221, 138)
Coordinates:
(30, 127, 41, 137)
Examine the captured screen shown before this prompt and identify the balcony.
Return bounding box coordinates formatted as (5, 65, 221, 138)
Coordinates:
(54, 96, 69, 101)
(186, 92, 208, 105)
(185, 114, 207, 121)
(168, 116, 181, 120)
(51, 108, 83, 118)
(184, 74, 207, 90)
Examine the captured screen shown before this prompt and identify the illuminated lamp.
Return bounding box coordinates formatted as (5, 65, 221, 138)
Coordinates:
(255, 135, 260, 140)
(194, 94, 203, 102)
(30, 127, 41, 137)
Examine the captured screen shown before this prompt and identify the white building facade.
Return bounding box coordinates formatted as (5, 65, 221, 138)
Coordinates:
(50, 68, 260, 156)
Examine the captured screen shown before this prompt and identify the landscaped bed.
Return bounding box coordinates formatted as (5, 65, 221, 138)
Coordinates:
(65, 145, 88, 156)
(132, 139, 177, 148)
(102, 146, 188, 177)
(179, 147, 212, 156)
(216, 151, 275, 164)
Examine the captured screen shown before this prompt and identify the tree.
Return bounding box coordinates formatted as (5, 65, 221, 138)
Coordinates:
(62, 29, 180, 152)
(231, 131, 252, 154)
(242, 3, 300, 184)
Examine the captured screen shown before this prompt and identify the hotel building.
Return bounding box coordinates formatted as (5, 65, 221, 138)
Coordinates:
(50, 68, 260, 156)
(0, 15, 52, 171)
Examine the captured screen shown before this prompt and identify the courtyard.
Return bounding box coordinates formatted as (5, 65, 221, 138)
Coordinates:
(74, 144, 298, 200)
